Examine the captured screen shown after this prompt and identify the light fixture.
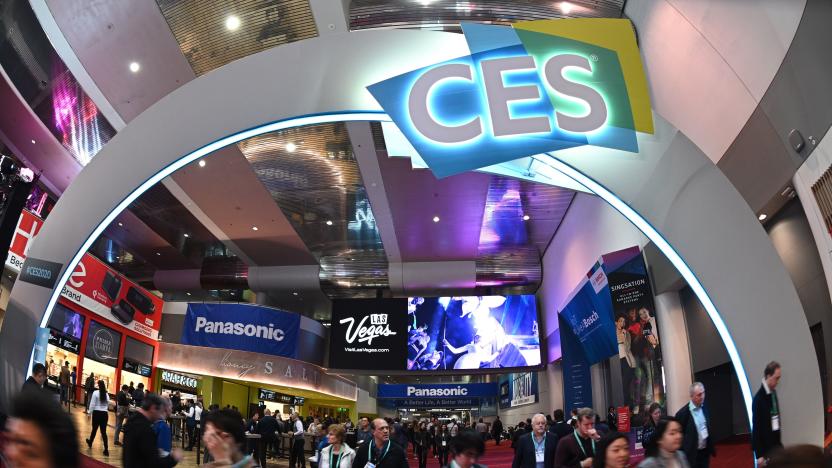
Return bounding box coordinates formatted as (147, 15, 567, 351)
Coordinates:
(286, 142, 297, 152)
(186, 292, 192, 296)
(155, 252, 161, 256)
(432, 216, 440, 223)
(326, 220, 333, 226)
(225, 15, 241, 31)
(129, 62, 140, 73)
(198, 160, 206, 167)
(30, 139, 36, 144)
(523, 214, 530, 221)
(292, 292, 299, 296)
(251, 226, 259, 231)
(560, 1, 573, 14)
(118, 222, 123, 227)
(758, 213, 767, 221)
(184, 233, 190, 238)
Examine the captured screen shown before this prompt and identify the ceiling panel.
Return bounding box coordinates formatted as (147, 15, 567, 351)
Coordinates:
(157, 0, 318, 76)
(349, 0, 625, 30)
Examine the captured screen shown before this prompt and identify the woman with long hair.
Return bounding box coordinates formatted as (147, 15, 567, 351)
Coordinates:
(86, 379, 110, 456)
(638, 417, 688, 468)
(642, 403, 663, 444)
(592, 432, 630, 468)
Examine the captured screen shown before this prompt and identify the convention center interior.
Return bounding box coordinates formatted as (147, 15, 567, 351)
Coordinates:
(0, 1, 830, 467)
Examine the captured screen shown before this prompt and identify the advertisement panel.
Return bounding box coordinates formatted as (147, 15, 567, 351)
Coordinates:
(85, 321, 122, 367)
(328, 298, 408, 370)
(60, 255, 163, 340)
(499, 372, 539, 408)
(5, 210, 43, 273)
(377, 383, 498, 399)
(559, 263, 617, 364)
(407, 295, 540, 370)
(560, 314, 593, 412)
(182, 303, 300, 359)
(603, 247, 665, 416)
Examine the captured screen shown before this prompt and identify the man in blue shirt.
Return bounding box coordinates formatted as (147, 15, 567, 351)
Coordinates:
(152, 396, 174, 458)
(675, 382, 715, 468)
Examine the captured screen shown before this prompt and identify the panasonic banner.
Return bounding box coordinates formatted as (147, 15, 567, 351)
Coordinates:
(182, 303, 300, 359)
(377, 383, 498, 399)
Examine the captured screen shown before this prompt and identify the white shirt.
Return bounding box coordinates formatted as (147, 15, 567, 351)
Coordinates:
(187, 406, 203, 421)
(294, 419, 304, 437)
(88, 391, 109, 412)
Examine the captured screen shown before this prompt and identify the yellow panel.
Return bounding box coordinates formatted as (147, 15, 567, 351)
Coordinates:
(513, 19, 654, 134)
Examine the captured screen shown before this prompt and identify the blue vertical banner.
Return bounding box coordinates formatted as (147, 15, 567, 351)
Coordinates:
(559, 263, 617, 364)
(32, 327, 50, 365)
(560, 314, 593, 411)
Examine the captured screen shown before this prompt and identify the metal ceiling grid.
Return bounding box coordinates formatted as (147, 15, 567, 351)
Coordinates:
(157, 0, 318, 76)
(349, 0, 625, 30)
(239, 122, 387, 258)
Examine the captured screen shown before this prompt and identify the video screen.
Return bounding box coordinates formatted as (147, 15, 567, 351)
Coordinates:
(48, 303, 85, 340)
(407, 295, 541, 370)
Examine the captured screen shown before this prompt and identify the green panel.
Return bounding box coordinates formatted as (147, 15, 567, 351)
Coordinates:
(221, 380, 249, 411)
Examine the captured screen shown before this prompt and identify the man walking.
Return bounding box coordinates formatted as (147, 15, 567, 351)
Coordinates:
(513, 414, 558, 468)
(21, 363, 47, 393)
(84, 372, 95, 412)
(752, 362, 784, 466)
(675, 382, 715, 468)
(492, 416, 504, 445)
(554, 408, 597, 468)
(351, 418, 409, 468)
(59, 361, 71, 410)
(114, 384, 131, 446)
(475, 418, 488, 442)
(123, 393, 183, 467)
(356, 417, 373, 446)
(290, 412, 306, 468)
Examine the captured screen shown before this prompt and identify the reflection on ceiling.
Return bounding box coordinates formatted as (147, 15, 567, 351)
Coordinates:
(157, 0, 318, 76)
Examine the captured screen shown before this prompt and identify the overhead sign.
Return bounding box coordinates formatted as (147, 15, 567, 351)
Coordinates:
(61, 255, 164, 340)
(182, 303, 300, 358)
(368, 19, 653, 178)
(48, 329, 81, 354)
(328, 299, 408, 370)
(161, 370, 198, 390)
(258, 388, 304, 406)
(377, 383, 498, 399)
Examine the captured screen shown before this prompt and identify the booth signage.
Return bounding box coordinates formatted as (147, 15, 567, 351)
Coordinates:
(86, 321, 121, 367)
(61, 255, 164, 340)
(182, 303, 300, 358)
(377, 383, 498, 399)
(258, 388, 303, 405)
(157, 343, 357, 401)
(367, 19, 653, 178)
(161, 370, 198, 390)
(122, 358, 152, 377)
(5, 210, 43, 273)
(19, 257, 62, 289)
(498, 372, 539, 408)
(48, 328, 81, 354)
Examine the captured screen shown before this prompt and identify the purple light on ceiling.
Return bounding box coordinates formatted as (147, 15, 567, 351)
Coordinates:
(52, 62, 106, 165)
(477, 178, 528, 252)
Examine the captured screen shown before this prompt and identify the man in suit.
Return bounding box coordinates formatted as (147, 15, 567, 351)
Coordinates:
(550, 410, 572, 439)
(511, 421, 528, 452)
(675, 382, 715, 468)
(752, 361, 783, 466)
(513, 413, 558, 468)
(352, 418, 409, 468)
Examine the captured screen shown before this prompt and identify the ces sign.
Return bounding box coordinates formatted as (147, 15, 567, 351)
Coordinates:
(368, 19, 654, 178)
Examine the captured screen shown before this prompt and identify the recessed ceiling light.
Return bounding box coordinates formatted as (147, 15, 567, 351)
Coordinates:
(252, 226, 259, 231)
(198, 160, 206, 167)
(184, 233, 190, 238)
(186, 292, 192, 296)
(286, 142, 297, 153)
(292, 292, 299, 296)
(225, 15, 241, 31)
(326, 220, 333, 226)
(156, 252, 161, 256)
(433, 216, 440, 223)
(30, 139, 36, 144)
(560, 1, 573, 14)
(129, 61, 140, 73)
(523, 214, 530, 221)
(758, 213, 767, 221)
(118, 222, 123, 227)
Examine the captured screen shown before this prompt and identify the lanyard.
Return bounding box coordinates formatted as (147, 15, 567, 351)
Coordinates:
(770, 391, 779, 415)
(369, 440, 391, 463)
(330, 447, 345, 468)
(573, 431, 595, 458)
(533, 435, 546, 453)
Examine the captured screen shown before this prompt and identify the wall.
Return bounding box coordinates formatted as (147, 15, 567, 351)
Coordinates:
(221, 380, 250, 411)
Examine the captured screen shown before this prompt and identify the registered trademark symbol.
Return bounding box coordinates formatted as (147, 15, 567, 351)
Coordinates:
(590, 54, 599, 62)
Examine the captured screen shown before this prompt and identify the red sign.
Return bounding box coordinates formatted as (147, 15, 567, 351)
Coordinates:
(5, 210, 44, 272)
(61, 255, 163, 340)
(617, 406, 631, 432)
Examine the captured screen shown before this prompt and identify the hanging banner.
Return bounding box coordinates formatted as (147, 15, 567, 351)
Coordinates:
(559, 262, 617, 364)
(603, 247, 665, 417)
(499, 372, 539, 408)
(5, 210, 43, 273)
(560, 314, 593, 411)
(182, 303, 300, 359)
(60, 255, 164, 340)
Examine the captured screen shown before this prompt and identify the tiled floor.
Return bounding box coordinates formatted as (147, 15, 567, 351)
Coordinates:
(68, 405, 293, 468)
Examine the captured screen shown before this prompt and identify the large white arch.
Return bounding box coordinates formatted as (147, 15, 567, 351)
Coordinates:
(0, 29, 821, 448)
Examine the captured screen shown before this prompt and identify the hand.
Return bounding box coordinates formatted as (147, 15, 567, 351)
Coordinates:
(580, 458, 593, 468)
(757, 457, 766, 467)
(171, 448, 184, 462)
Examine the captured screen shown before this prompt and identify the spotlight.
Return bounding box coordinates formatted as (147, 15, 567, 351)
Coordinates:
(129, 62, 141, 73)
(523, 215, 530, 221)
(433, 216, 440, 223)
(225, 15, 241, 31)
(286, 142, 297, 152)
(758, 214, 767, 221)
(198, 160, 206, 167)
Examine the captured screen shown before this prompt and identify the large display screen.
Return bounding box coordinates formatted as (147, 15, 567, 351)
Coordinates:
(47, 303, 85, 340)
(408, 295, 540, 370)
(85, 321, 122, 367)
(328, 295, 541, 371)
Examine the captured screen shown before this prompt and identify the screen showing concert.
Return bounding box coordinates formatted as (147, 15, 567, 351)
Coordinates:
(406, 295, 541, 370)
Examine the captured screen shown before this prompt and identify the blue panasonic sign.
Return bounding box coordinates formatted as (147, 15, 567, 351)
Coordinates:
(182, 303, 300, 358)
(377, 383, 498, 399)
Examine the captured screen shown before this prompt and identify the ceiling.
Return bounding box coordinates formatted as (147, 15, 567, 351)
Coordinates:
(0, 0, 630, 318)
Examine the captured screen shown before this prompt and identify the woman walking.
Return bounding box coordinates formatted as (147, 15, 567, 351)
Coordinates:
(414, 422, 429, 468)
(86, 380, 110, 456)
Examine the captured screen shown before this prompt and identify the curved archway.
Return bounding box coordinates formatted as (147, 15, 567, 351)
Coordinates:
(0, 29, 821, 448)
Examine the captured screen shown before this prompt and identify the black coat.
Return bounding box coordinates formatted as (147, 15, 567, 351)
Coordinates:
(352, 439, 409, 468)
(549, 422, 572, 440)
(122, 411, 177, 468)
(492, 420, 504, 435)
(511, 427, 528, 449)
(512, 432, 558, 468)
(751, 385, 783, 458)
(258, 415, 279, 440)
(675, 403, 715, 467)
